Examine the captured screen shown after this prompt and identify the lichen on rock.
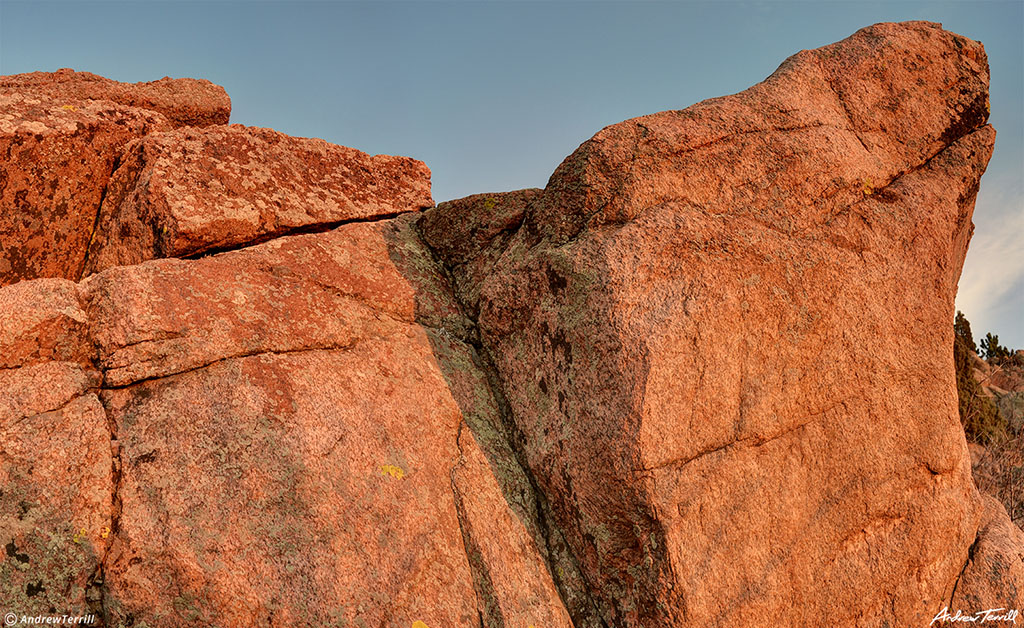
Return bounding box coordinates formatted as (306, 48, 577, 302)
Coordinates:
(0, 20, 1020, 628)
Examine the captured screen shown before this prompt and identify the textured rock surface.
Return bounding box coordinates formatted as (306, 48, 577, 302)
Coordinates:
(87, 218, 577, 625)
(2, 21, 1020, 628)
(0, 384, 111, 614)
(952, 496, 1024, 611)
(0, 69, 229, 287)
(423, 21, 1009, 626)
(0, 69, 231, 128)
(0, 278, 93, 368)
(0, 216, 576, 624)
(420, 189, 539, 317)
(0, 280, 109, 614)
(83, 125, 434, 275)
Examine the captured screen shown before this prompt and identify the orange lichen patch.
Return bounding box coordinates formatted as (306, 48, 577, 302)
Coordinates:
(0, 99, 167, 286)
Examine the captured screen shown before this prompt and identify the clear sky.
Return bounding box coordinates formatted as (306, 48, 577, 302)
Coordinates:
(1, 0, 1021, 346)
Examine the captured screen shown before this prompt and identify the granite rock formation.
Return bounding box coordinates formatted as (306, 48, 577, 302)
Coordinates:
(82, 125, 433, 275)
(0, 69, 230, 286)
(1, 21, 1021, 628)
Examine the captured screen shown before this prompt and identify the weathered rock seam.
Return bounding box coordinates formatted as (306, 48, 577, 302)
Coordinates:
(411, 218, 610, 627)
(77, 154, 123, 282)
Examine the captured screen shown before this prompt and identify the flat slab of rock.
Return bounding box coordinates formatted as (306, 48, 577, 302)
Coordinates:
(0, 69, 230, 128)
(83, 124, 434, 274)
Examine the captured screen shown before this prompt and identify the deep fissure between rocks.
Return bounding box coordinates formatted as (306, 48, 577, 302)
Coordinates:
(411, 217, 611, 628)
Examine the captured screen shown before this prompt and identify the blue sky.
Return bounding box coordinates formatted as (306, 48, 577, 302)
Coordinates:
(1, 0, 1021, 345)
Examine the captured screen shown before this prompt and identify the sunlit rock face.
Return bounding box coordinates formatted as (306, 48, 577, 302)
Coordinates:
(0, 69, 230, 286)
(425, 20, 1009, 627)
(1, 21, 1020, 628)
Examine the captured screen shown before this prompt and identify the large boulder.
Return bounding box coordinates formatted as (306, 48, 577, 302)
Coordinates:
(951, 496, 1024, 612)
(0, 70, 577, 621)
(0, 69, 230, 286)
(2, 20, 1020, 628)
(0, 215, 581, 625)
(82, 216, 582, 626)
(422, 21, 1009, 626)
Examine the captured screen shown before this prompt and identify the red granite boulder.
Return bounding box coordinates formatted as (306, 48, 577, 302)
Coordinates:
(0, 69, 230, 286)
(2, 21, 1019, 628)
(423, 21, 1012, 626)
(82, 124, 433, 275)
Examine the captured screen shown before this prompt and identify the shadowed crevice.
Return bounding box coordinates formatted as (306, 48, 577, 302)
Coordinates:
(78, 153, 122, 282)
(451, 420, 508, 628)
(180, 209, 423, 261)
(382, 212, 610, 627)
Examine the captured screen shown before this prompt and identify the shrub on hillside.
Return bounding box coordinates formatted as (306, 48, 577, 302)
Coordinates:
(972, 432, 1024, 527)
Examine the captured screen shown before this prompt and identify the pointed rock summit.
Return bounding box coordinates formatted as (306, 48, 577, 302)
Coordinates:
(1, 22, 1019, 628)
(423, 21, 1005, 625)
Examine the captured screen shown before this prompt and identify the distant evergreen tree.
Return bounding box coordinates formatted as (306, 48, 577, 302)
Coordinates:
(955, 311, 976, 353)
(980, 332, 1012, 364)
(954, 313, 1008, 444)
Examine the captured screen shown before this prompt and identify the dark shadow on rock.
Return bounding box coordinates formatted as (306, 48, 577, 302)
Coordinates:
(382, 209, 609, 627)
